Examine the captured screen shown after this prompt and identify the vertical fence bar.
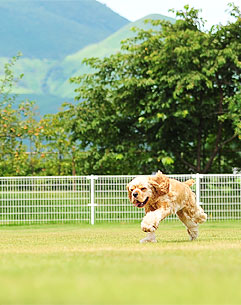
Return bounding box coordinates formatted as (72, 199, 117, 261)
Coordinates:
(194, 173, 203, 206)
(88, 175, 98, 225)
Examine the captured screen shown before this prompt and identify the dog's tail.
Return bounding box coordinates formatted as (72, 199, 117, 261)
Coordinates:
(184, 179, 195, 187)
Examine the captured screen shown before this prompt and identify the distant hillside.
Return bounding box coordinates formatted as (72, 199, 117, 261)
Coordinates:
(0, 10, 175, 115)
(0, 0, 129, 59)
(47, 14, 176, 99)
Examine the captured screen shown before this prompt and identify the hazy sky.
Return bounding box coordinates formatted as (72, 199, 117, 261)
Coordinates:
(98, 0, 240, 28)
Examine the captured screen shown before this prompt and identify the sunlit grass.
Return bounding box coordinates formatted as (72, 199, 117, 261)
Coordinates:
(0, 221, 240, 305)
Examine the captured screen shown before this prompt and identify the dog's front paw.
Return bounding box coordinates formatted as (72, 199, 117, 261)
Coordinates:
(141, 222, 156, 232)
(141, 212, 159, 232)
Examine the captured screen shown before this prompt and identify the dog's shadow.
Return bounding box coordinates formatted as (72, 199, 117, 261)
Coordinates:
(158, 239, 192, 243)
(138, 238, 192, 244)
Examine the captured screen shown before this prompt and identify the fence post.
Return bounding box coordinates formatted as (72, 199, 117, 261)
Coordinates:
(194, 173, 203, 206)
(87, 175, 98, 225)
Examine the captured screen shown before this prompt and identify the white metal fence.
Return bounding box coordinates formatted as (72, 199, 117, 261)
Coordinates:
(0, 174, 240, 225)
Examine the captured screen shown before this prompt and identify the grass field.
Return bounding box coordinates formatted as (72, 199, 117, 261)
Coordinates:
(0, 221, 240, 305)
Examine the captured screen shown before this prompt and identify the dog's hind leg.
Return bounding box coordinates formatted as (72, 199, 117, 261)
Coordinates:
(176, 209, 199, 240)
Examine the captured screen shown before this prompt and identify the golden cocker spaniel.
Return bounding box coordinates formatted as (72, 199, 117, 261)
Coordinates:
(127, 171, 207, 243)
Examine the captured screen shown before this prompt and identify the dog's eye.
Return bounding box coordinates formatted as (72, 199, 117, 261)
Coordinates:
(141, 187, 147, 191)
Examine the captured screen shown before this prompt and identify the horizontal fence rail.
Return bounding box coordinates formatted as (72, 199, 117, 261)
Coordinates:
(0, 174, 240, 225)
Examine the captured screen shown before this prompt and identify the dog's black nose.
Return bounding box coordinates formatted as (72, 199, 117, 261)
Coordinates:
(133, 192, 138, 198)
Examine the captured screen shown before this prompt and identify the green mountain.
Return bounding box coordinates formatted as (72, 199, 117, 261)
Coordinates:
(47, 14, 176, 100)
(0, 0, 129, 59)
(0, 0, 175, 115)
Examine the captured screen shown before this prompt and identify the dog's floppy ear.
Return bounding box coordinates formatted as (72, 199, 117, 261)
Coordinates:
(126, 183, 132, 201)
(148, 171, 169, 196)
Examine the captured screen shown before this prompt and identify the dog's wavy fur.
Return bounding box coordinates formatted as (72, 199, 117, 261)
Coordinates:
(127, 171, 207, 242)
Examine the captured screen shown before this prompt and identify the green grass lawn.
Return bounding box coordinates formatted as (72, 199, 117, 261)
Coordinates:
(0, 221, 240, 305)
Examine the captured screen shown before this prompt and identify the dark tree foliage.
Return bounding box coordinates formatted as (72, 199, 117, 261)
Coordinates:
(67, 5, 241, 174)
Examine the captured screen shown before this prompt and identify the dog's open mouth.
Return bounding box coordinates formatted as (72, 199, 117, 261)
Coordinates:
(134, 197, 149, 208)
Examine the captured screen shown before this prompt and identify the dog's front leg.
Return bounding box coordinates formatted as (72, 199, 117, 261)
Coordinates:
(141, 207, 171, 234)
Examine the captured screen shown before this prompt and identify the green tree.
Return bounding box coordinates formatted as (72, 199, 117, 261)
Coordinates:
(0, 54, 41, 176)
(69, 4, 241, 174)
(38, 112, 76, 175)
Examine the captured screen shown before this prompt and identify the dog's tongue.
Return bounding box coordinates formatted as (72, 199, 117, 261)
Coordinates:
(134, 197, 149, 208)
(135, 201, 144, 208)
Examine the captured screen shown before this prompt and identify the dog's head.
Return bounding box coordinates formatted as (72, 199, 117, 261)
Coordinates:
(127, 171, 170, 208)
